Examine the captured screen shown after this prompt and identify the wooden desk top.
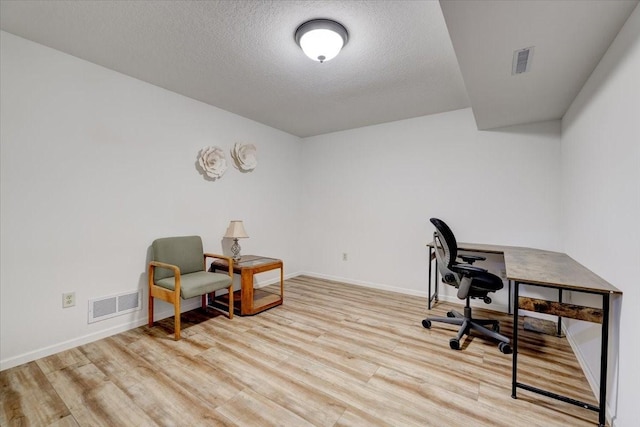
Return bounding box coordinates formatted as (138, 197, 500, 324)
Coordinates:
(427, 241, 621, 295)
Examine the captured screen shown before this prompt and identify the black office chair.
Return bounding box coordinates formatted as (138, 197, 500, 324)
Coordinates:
(422, 218, 512, 354)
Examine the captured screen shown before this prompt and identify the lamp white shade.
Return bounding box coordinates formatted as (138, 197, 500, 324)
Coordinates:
(224, 220, 249, 238)
(295, 19, 348, 63)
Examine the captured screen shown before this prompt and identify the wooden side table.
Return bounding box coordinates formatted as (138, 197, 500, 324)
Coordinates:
(210, 255, 283, 316)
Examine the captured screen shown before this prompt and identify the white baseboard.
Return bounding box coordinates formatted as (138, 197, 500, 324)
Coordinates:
(0, 299, 204, 371)
(254, 271, 301, 288)
(563, 323, 614, 426)
(1, 272, 302, 371)
(300, 271, 427, 298)
(299, 271, 511, 313)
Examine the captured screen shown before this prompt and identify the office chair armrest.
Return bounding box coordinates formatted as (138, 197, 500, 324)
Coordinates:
(457, 276, 473, 299)
(451, 264, 487, 276)
(458, 254, 485, 264)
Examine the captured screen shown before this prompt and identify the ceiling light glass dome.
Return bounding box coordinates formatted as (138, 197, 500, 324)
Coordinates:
(295, 19, 348, 63)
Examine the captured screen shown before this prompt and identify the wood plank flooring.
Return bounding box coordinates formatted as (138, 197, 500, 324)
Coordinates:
(1, 275, 601, 426)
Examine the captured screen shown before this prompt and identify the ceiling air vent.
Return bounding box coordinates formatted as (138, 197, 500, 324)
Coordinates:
(512, 46, 534, 75)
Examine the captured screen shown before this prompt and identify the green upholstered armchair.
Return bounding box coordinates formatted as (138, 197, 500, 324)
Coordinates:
(148, 235, 234, 340)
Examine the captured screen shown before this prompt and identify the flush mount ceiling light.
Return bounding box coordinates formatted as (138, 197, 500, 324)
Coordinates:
(295, 19, 348, 63)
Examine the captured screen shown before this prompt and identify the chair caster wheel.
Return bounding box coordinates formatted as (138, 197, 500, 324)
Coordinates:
(422, 319, 432, 329)
(449, 338, 460, 350)
(446, 311, 455, 318)
(483, 296, 492, 304)
(499, 342, 512, 354)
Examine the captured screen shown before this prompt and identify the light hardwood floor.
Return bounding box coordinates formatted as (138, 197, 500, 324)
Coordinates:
(1, 276, 601, 426)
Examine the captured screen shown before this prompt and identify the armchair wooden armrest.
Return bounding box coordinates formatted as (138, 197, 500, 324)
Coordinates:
(204, 253, 234, 277)
(148, 260, 184, 338)
(149, 260, 182, 296)
(149, 260, 181, 275)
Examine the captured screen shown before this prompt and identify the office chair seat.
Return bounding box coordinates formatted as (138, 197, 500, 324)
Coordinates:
(461, 272, 503, 296)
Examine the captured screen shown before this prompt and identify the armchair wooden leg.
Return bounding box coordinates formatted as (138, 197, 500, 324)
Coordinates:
(174, 299, 181, 341)
(201, 294, 207, 309)
(228, 285, 234, 319)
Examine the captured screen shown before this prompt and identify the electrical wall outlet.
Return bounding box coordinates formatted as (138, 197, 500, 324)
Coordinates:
(342, 253, 348, 261)
(62, 292, 75, 308)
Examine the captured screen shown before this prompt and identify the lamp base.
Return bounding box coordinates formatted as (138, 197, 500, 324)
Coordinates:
(231, 238, 242, 261)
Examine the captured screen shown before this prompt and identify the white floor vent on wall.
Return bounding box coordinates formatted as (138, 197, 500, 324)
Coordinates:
(88, 290, 141, 323)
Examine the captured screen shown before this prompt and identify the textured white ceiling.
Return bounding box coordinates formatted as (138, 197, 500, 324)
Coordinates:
(0, 0, 469, 137)
(0, 1, 637, 137)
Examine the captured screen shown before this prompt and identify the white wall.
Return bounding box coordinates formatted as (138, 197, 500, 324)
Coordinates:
(561, 5, 640, 426)
(0, 32, 303, 370)
(299, 108, 562, 307)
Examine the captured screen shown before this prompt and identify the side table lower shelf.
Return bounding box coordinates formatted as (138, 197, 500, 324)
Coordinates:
(209, 255, 284, 316)
(211, 288, 282, 316)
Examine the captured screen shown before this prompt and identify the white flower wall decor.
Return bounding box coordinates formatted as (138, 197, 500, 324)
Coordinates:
(230, 142, 258, 172)
(197, 146, 227, 180)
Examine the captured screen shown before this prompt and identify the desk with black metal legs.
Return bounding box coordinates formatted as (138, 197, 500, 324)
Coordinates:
(426, 242, 621, 426)
(505, 247, 621, 427)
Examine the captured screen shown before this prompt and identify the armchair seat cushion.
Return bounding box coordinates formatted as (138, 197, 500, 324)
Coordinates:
(155, 271, 232, 299)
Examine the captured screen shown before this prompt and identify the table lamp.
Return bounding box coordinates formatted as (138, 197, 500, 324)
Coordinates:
(224, 220, 249, 261)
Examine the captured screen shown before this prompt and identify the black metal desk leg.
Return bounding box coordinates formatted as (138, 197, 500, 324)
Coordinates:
(558, 289, 563, 336)
(508, 280, 512, 315)
(598, 294, 610, 427)
(428, 246, 433, 309)
(511, 281, 519, 398)
(434, 259, 438, 304)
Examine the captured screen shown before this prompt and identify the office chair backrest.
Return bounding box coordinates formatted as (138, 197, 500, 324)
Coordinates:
(430, 218, 460, 285)
(430, 218, 459, 265)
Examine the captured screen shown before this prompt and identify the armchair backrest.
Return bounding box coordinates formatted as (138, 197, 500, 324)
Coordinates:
(430, 218, 460, 285)
(151, 236, 205, 280)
